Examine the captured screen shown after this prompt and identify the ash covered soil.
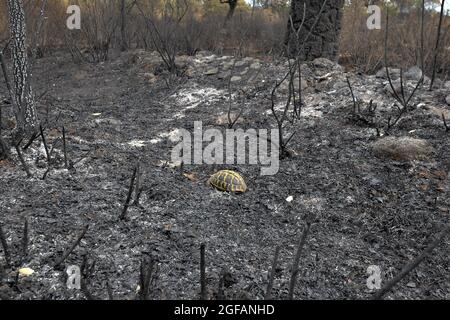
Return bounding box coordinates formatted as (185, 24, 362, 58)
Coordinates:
(0, 50, 449, 300)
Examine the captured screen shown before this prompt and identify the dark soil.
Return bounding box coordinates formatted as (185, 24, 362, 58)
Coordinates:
(0, 50, 449, 300)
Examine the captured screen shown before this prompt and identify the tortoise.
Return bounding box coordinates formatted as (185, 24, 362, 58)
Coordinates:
(207, 170, 247, 193)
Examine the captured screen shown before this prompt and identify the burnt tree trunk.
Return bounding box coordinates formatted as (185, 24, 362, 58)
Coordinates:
(223, 0, 238, 24)
(284, 0, 344, 61)
(6, 0, 39, 140)
(120, 0, 127, 51)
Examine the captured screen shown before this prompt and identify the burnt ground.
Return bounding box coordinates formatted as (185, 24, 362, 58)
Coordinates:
(0, 49, 449, 300)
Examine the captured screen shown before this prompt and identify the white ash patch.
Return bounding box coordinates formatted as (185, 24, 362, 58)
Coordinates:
(170, 85, 225, 111)
(264, 102, 323, 119)
(298, 196, 326, 212)
(127, 140, 147, 148)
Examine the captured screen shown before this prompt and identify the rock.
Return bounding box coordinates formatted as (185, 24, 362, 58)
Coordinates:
(250, 62, 261, 70)
(369, 178, 382, 187)
(217, 71, 231, 79)
(222, 61, 235, 70)
(235, 60, 246, 67)
(404, 66, 423, 81)
(445, 81, 450, 89)
(384, 80, 402, 95)
(406, 282, 416, 288)
(73, 70, 88, 81)
(240, 68, 249, 75)
(312, 58, 336, 69)
(446, 95, 450, 106)
(143, 72, 157, 84)
(279, 78, 308, 93)
(371, 136, 434, 161)
(376, 67, 401, 80)
(204, 67, 219, 76)
(230, 76, 242, 82)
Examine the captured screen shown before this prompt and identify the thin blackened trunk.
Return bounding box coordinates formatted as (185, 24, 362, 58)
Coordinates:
(120, 0, 127, 51)
(6, 0, 38, 140)
(285, 0, 344, 61)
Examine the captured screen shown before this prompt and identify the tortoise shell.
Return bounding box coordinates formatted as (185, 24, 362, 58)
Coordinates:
(208, 170, 247, 193)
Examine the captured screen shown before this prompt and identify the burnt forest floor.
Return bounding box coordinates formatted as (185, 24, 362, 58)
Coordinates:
(0, 49, 449, 300)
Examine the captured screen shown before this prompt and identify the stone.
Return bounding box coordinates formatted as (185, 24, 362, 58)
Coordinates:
(204, 67, 219, 76)
(376, 67, 401, 80)
(425, 106, 450, 119)
(445, 81, 450, 89)
(143, 72, 157, 84)
(312, 58, 336, 69)
(234, 60, 246, 67)
(371, 136, 434, 161)
(217, 71, 231, 79)
(250, 62, 261, 69)
(384, 80, 402, 96)
(240, 68, 249, 75)
(404, 66, 423, 81)
(230, 76, 242, 82)
(279, 78, 308, 93)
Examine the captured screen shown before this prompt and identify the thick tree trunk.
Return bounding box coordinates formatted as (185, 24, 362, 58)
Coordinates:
(6, 0, 39, 140)
(284, 0, 344, 61)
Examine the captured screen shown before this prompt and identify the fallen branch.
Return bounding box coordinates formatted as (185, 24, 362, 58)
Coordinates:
(40, 125, 50, 162)
(442, 114, 449, 132)
(62, 126, 68, 168)
(265, 246, 281, 300)
(119, 165, 138, 220)
(21, 217, 28, 263)
(372, 224, 450, 300)
(53, 224, 89, 269)
(0, 222, 11, 268)
(80, 255, 97, 300)
(200, 243, 206, 300)
(15, 140, 32, 178)
(138, 256, 156, 300)
(288, 221, 311, 300)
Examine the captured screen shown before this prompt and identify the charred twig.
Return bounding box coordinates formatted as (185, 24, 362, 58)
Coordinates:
(133, 163, 142, 206)
(372, 224, 450, 300)
(53, 224, 89, 269)
(106, 281, 114, 300)
(346, 76, 359, 114)
(288, 221, 311, 300)
(217, 269, 225, 300)
(0, 222, 11, 268)
(39, 125, 50, 162)
(31, 0, 48, 59)
(442, 114, 449, 132)
(15, 140, 32, 178)
(138, 256, 156, 300)
(80, 255, 97, 300)
(383, 6, 424, 134)
(119, 165, 138, 220)
(200, 243, 206, 300)
(21, 217, 29, 263)
(265, 246, 281, 300)
(22, 131, 40, 150)
(430, 0, 446, 90)
(62, 126, 68, 168)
